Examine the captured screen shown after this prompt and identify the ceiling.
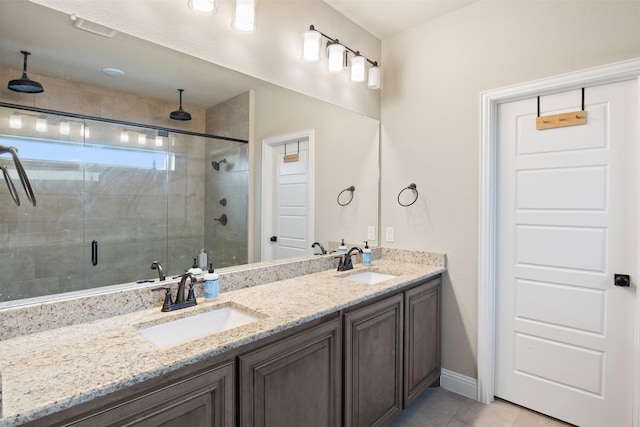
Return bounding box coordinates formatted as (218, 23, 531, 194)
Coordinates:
(323, 0, 477, 39)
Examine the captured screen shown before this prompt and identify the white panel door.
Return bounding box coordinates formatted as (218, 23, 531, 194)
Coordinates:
(496, 80, 637, 427)
(270, 140, 310, 259)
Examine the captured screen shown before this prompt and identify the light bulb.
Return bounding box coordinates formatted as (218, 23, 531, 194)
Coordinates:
(120, 130, 129, 143)
(233, 0, 255, 32)
(9, 114, 22, 129)
(368, 65, 381, 89)
(327, 42, 345, 73)
(155, 135, 163, 147)
(138, 133, 146, 145)
(188, 0, 216, 15)
(302, 27, 321, 61)
(36, 118, 47, 132)
(59, 121, 70, 135)
(351, 54, 366, 82)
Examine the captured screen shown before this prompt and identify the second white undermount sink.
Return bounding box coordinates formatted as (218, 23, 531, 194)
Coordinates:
(343, 271, 397, 285)
(138, 305, 260, 350)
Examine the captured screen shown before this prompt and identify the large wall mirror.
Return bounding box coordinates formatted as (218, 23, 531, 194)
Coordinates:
(0, 0, 380, 304)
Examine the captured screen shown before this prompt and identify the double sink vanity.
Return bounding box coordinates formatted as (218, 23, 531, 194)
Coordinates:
(0, 248, 445, 427)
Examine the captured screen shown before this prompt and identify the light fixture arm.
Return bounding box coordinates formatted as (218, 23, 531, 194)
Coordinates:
(308, 25, 379, 67)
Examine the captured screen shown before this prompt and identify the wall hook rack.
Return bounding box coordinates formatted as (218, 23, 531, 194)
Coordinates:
(337, 185, 355, 206)
(397, 183, 418, 207)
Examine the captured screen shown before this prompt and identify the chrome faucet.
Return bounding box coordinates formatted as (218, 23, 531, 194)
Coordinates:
(311, 242, 327, 255)
(150, 261, 166, 281)
(151, 272, 198, 312)
(336, 247, 363, 271)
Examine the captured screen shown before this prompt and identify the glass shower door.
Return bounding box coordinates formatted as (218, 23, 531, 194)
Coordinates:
(82, 120, 170, 288)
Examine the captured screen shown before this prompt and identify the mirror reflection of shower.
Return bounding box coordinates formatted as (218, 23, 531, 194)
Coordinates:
(211, 158, 227, 171)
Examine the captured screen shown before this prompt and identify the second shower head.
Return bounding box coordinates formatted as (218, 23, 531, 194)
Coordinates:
(212, 158, 227, 171)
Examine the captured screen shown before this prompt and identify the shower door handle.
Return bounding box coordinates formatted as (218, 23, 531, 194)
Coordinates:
(91, 240, 98, 266)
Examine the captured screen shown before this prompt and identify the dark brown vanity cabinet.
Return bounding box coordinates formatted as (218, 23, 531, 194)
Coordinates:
(31, 362, 234, 427)
(344, 294, 404, 427)
(404, 277, 441, 407)
(344, 276, 442, 427)
(237, 317, 342, 427)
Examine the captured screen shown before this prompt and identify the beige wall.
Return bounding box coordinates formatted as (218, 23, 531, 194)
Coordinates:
(31, 0, 381, 119)
(380, 1, 640, 379)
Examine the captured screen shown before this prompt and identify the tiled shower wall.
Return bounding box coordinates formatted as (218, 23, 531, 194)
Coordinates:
(205, 93, 250, 268)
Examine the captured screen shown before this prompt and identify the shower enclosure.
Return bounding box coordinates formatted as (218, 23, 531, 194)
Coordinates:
(0, 106, 248, 302)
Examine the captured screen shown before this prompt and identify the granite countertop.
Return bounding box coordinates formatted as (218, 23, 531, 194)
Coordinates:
(0, 256, 445, 426)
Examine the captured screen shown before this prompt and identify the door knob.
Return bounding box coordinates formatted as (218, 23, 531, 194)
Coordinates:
(614, 274, 630, 287)
(270, 236, 278, 242)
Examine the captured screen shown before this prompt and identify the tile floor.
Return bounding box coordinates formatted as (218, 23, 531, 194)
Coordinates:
(390, 388, 573, 427)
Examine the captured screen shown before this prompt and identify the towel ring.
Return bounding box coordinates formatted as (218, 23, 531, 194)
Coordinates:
(337, 185, 355, 206)
(397, 183, 418, 207)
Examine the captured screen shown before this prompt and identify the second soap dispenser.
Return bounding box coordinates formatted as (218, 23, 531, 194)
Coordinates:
(362, 241, 372, 266)
(204, 263, 219, 300)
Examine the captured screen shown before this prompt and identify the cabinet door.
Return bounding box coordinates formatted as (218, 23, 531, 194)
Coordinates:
(238, 318, 342, 427)
(67, 362, 233, 427)
(344, 294, 403, 427)
(404, 277, 441, 406)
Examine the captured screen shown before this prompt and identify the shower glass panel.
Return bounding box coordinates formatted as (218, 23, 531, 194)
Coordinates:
(0, 110, 86, 300)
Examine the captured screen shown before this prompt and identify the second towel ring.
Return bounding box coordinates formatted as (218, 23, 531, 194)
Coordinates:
(398, 183, 418, 207)
(337, 185, 355, 206)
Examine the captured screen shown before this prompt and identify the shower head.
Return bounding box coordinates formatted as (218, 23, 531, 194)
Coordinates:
(169, 89, 191, 121)
(211, 158, 227, 171)
(7, 51, 44, 94)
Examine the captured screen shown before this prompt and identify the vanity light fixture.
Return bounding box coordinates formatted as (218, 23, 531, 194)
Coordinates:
(170, 89, 192, 121)
(81, 124, 90, 138)
(155, 135, 164, 147)
(120, 130, 129, 143)
(138, 133, 147, 145)
(233, 0, 255, 32)
(59, 121, 70, 135)
(302, 25, 381, 89)
(7, 51, 44, 94)
(9, 114, 22, 129)
(188, 0, 216, 16)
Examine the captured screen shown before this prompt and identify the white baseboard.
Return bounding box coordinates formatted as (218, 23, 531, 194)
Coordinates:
(440, 368, 478, 400)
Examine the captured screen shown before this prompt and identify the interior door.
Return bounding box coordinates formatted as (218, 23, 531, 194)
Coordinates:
(265, 139, 311, 260)
(495, 80, 637, 426)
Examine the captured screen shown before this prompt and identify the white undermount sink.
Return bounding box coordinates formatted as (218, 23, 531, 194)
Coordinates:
(138, 305, 260, 350)
(343, 271, 397, 285)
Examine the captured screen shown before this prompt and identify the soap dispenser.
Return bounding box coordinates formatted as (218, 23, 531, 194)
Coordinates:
(338, 239, 347, 254)
(362, 241, 372, 266)
(198, 249, 208, 268)
(203, 263, 219, 300)
(188, 257, 203, 276)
